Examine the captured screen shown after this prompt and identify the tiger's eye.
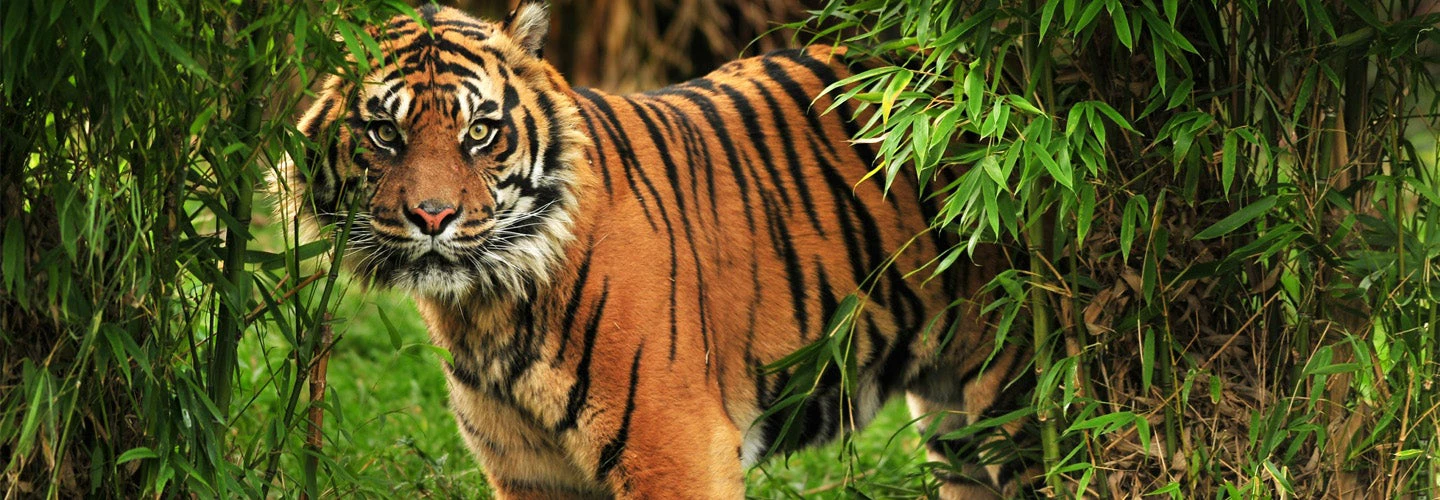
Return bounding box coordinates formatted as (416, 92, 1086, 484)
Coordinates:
(374, 123, 400, 143)
(468, 122, 491, 142)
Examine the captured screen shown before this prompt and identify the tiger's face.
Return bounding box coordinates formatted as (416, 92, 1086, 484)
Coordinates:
(277, 3, 586, 300)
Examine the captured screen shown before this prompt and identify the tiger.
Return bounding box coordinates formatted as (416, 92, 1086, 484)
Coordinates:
(273, 2, 1032, 498)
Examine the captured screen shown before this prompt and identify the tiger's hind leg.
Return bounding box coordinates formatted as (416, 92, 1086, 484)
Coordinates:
(907, 345, 1037, 499)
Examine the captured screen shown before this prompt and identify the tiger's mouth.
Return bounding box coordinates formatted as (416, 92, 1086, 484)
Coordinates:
(342, 200, 573, 300)
(410, 251, 457, 267)
(371, 247, 479, 299)
(343, 217, 484, 297)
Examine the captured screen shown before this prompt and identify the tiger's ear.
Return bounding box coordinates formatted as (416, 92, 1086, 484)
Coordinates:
(503, 1, 549, 57)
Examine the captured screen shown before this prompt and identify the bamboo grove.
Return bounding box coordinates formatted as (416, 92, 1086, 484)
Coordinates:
(1, 0, 410, 496)
(777, 0, 1440, 497)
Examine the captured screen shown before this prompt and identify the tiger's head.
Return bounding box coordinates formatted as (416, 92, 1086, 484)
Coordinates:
(275, 2, 587, 301)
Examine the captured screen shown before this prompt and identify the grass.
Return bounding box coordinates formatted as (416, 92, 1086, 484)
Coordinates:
(235, 284, 488, 498)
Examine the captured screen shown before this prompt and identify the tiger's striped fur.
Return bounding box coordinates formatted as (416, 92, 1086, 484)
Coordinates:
(274, 3, 1031, 498)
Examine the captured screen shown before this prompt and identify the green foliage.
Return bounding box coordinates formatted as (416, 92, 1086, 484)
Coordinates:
(785, 0, 1440, 497)
(0, 0, 415, 496)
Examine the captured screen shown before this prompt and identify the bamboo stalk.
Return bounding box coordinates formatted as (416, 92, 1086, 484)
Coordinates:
(262, 192, 361, 496)
(301, 316, 334, 500)
(207, 1, 267, 418)
(1022, 0, 1063, 495)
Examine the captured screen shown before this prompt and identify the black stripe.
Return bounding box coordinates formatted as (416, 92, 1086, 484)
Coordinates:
(575, 108, 614, 196)
(711, 82, 797, 217)
(595, 343, 645, 481)
(744, 77, 826, 237)
(761, 191, 810, 339)
(775, 50, 879, 168)
(555, 279, 609, 431)
(573, 88, 663, 231)
(649, 84, 755, 233)
(625, 98, 710, 362)
(493, 82, 522, 164)
(554, 243, 594, 362)
(454, 411, 505, 454)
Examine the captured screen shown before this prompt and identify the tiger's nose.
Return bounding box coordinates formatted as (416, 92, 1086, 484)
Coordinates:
(405, 199, 459, 235)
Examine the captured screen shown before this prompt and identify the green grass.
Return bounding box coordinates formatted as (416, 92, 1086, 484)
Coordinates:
(237, 286, 933, 498)
(748, 402, 931, 498)
(236, 282, 490, 498)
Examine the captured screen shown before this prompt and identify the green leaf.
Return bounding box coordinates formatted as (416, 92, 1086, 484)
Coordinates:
(1209, 371, 1222, 403)
(1395, 449, 1425, 460)
(376, 304, 403, 350)
(1263, 460, 1294, 494)
(1167, 79, 1193, 109)
(1076, 183, 1095, 243)
(1075, 0, 1106, 32)
(1066, 410, 1136, 434)
(980, 155, 1007, 188)
(1152, 39, 1168, 90)
(1135, 417, 1152, 456)
(1141, 327, 1155, 392)
(1040, 0, 1061, 39)
(135, 0, 151, 31)
(964, 61, 984, 121)
(337, 22, 372, 73)
(1194, 195, 1278, 240)
(1147, 482, 1182, 497)
(16, 368, 47, 457)
(117, 447, 159, 465)
(1293, 67, 1318, 124)
(1111, 3, 1133, 50)
(1121, 194, 1147, 261)
(880, 68, 913, 123)
(1222, 129, 1238, 194)
(822, 294, 860, 337)
(1006, 94, 1044, 115)
(189, 105, 217, 136)
(1143, 226, 1167, 302)
(821, 65, 900, 103)
(405, 343, 453, 365)
(1088, 100, 1139, 134)
(151, 27, 211, 80)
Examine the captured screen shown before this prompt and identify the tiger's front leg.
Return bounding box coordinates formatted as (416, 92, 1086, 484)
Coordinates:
(586, 398, 746, 499)
(556, 341, 747, 498)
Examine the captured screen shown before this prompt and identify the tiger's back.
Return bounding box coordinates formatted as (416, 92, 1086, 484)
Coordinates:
(281, 4, 1027, 498)
(570, 46, 986, 455)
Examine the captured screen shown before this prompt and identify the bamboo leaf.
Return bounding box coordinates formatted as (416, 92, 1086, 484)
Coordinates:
(117, 447, 159, 464)
(16, 366, 47, 457)
(880, 68, 913, 122)
(1066, 410, 1136, 434)
(964, 61, 984, 121)
(1075, 0, 1106, 32)
(1194, 195, 1278, 240)
(1040, 0, 1061, 39)
(1141, 327, 1155, 392)
(1111, 3, 1133, 50)
(1121, 194, 1147, 260)
(1222, 129, 1238, 194)
(376, 304, 403, 350)
(1088, 100, 1139, 134)
(1077, 182, 1095, 243)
